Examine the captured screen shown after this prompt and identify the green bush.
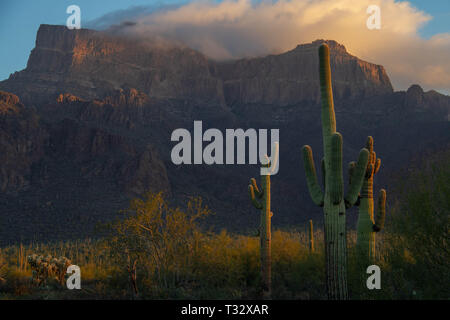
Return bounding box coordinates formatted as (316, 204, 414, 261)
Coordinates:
(386, 150, 450, 299)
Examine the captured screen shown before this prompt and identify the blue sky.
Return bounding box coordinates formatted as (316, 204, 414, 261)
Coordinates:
(0, 0, 449, 91)
(407, 0, 450, 38)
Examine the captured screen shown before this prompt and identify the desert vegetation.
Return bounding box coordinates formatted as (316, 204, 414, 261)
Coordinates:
(0, 147, 448, 300)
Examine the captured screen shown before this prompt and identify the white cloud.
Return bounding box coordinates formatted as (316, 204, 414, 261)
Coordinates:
(93, 0, 450, 94)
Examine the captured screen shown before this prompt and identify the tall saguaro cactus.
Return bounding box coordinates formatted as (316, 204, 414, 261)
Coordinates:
(354, 136, 386, 261)
(301, 44, 370, 300)
(309, 219, 315, 253)
(248, 146, 278, 299)
(248, 175, 272, 298)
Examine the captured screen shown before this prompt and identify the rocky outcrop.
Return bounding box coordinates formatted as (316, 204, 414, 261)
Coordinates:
(48, 118, 170, 196)
(216, 40, 393, 107)
(404, 84, 450, 117)
(0, 91, 47, 192)
(0, 91, 169, 196)
(0, 91, 171, 243)
(1, 24, 226, 107)
(42, 88, 163, 131)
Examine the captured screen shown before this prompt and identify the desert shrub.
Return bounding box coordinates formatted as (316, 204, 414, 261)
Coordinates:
(27, 254, 71, 287)
(107, 192, 329, 299)
(0, 268, 32, 296)
(0, 250, 7, 286)
(270, 230, 326, 299)
(386, 150, 450, 299)
(108, 192, 211, 298)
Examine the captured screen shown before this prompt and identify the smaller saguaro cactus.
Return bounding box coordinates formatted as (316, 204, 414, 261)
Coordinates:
(352, 136, 387, 261)
(248, 143, 278, 299)
(18, 244, 26, 272)
(309, 219, 315, 253)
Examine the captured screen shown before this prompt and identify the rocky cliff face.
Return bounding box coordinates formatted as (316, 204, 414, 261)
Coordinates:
(48, 118, 169, 196)
(0, 91, 47, 192)
(3, 25, 445, 122)
(0, 90, 169, 196)
(404, 84, 450, 116)
(2, 25, 392, 110)
(0, 91, 171, 242)
(216, 40, 393, 107)
(2, 25, 226, 107)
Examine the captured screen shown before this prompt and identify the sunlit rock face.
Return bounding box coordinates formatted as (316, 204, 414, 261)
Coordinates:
(1, 26, 392, 109)
(216, 40, 393, 107)
(1, 24, 226, 107)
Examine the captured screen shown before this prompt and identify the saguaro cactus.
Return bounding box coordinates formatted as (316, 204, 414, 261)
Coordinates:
(309, 219, 315, 253)
(301, 44, 369, 300)
(248, 175, 272, 298)
(353, 136, 386, 261)
(248, 146, 278, 299)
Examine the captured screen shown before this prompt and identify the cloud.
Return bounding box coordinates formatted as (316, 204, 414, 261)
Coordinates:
(90, 0, 450, 94)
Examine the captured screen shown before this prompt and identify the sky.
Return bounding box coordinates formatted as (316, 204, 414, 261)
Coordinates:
(0, 0, 449, 94)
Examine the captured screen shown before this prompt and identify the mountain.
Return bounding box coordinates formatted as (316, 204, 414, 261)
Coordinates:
(0, 25, 449, 243)
(1, 25, 393, 107)
(2, 24, 226, 107)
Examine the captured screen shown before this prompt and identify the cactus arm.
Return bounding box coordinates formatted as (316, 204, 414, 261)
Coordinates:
(248, 184, 263, 209)
(366, 163, 374, 179)
(301, 145, 324, 206)
(348, 161, 356, 184)
(329, 132, 344, 204)
(373, 189, 386, 232)
(374, 158, 381, 174)
(261, 142, 279, 176)
(321, 157, 326, 188)
(345, 148, 369, 208)
(366, 136, 374, 152)
(347, 161, 361, 206)
(250, 178, 263, 198)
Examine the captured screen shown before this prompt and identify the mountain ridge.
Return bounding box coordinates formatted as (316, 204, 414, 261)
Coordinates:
(1, 25, 395, 107)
